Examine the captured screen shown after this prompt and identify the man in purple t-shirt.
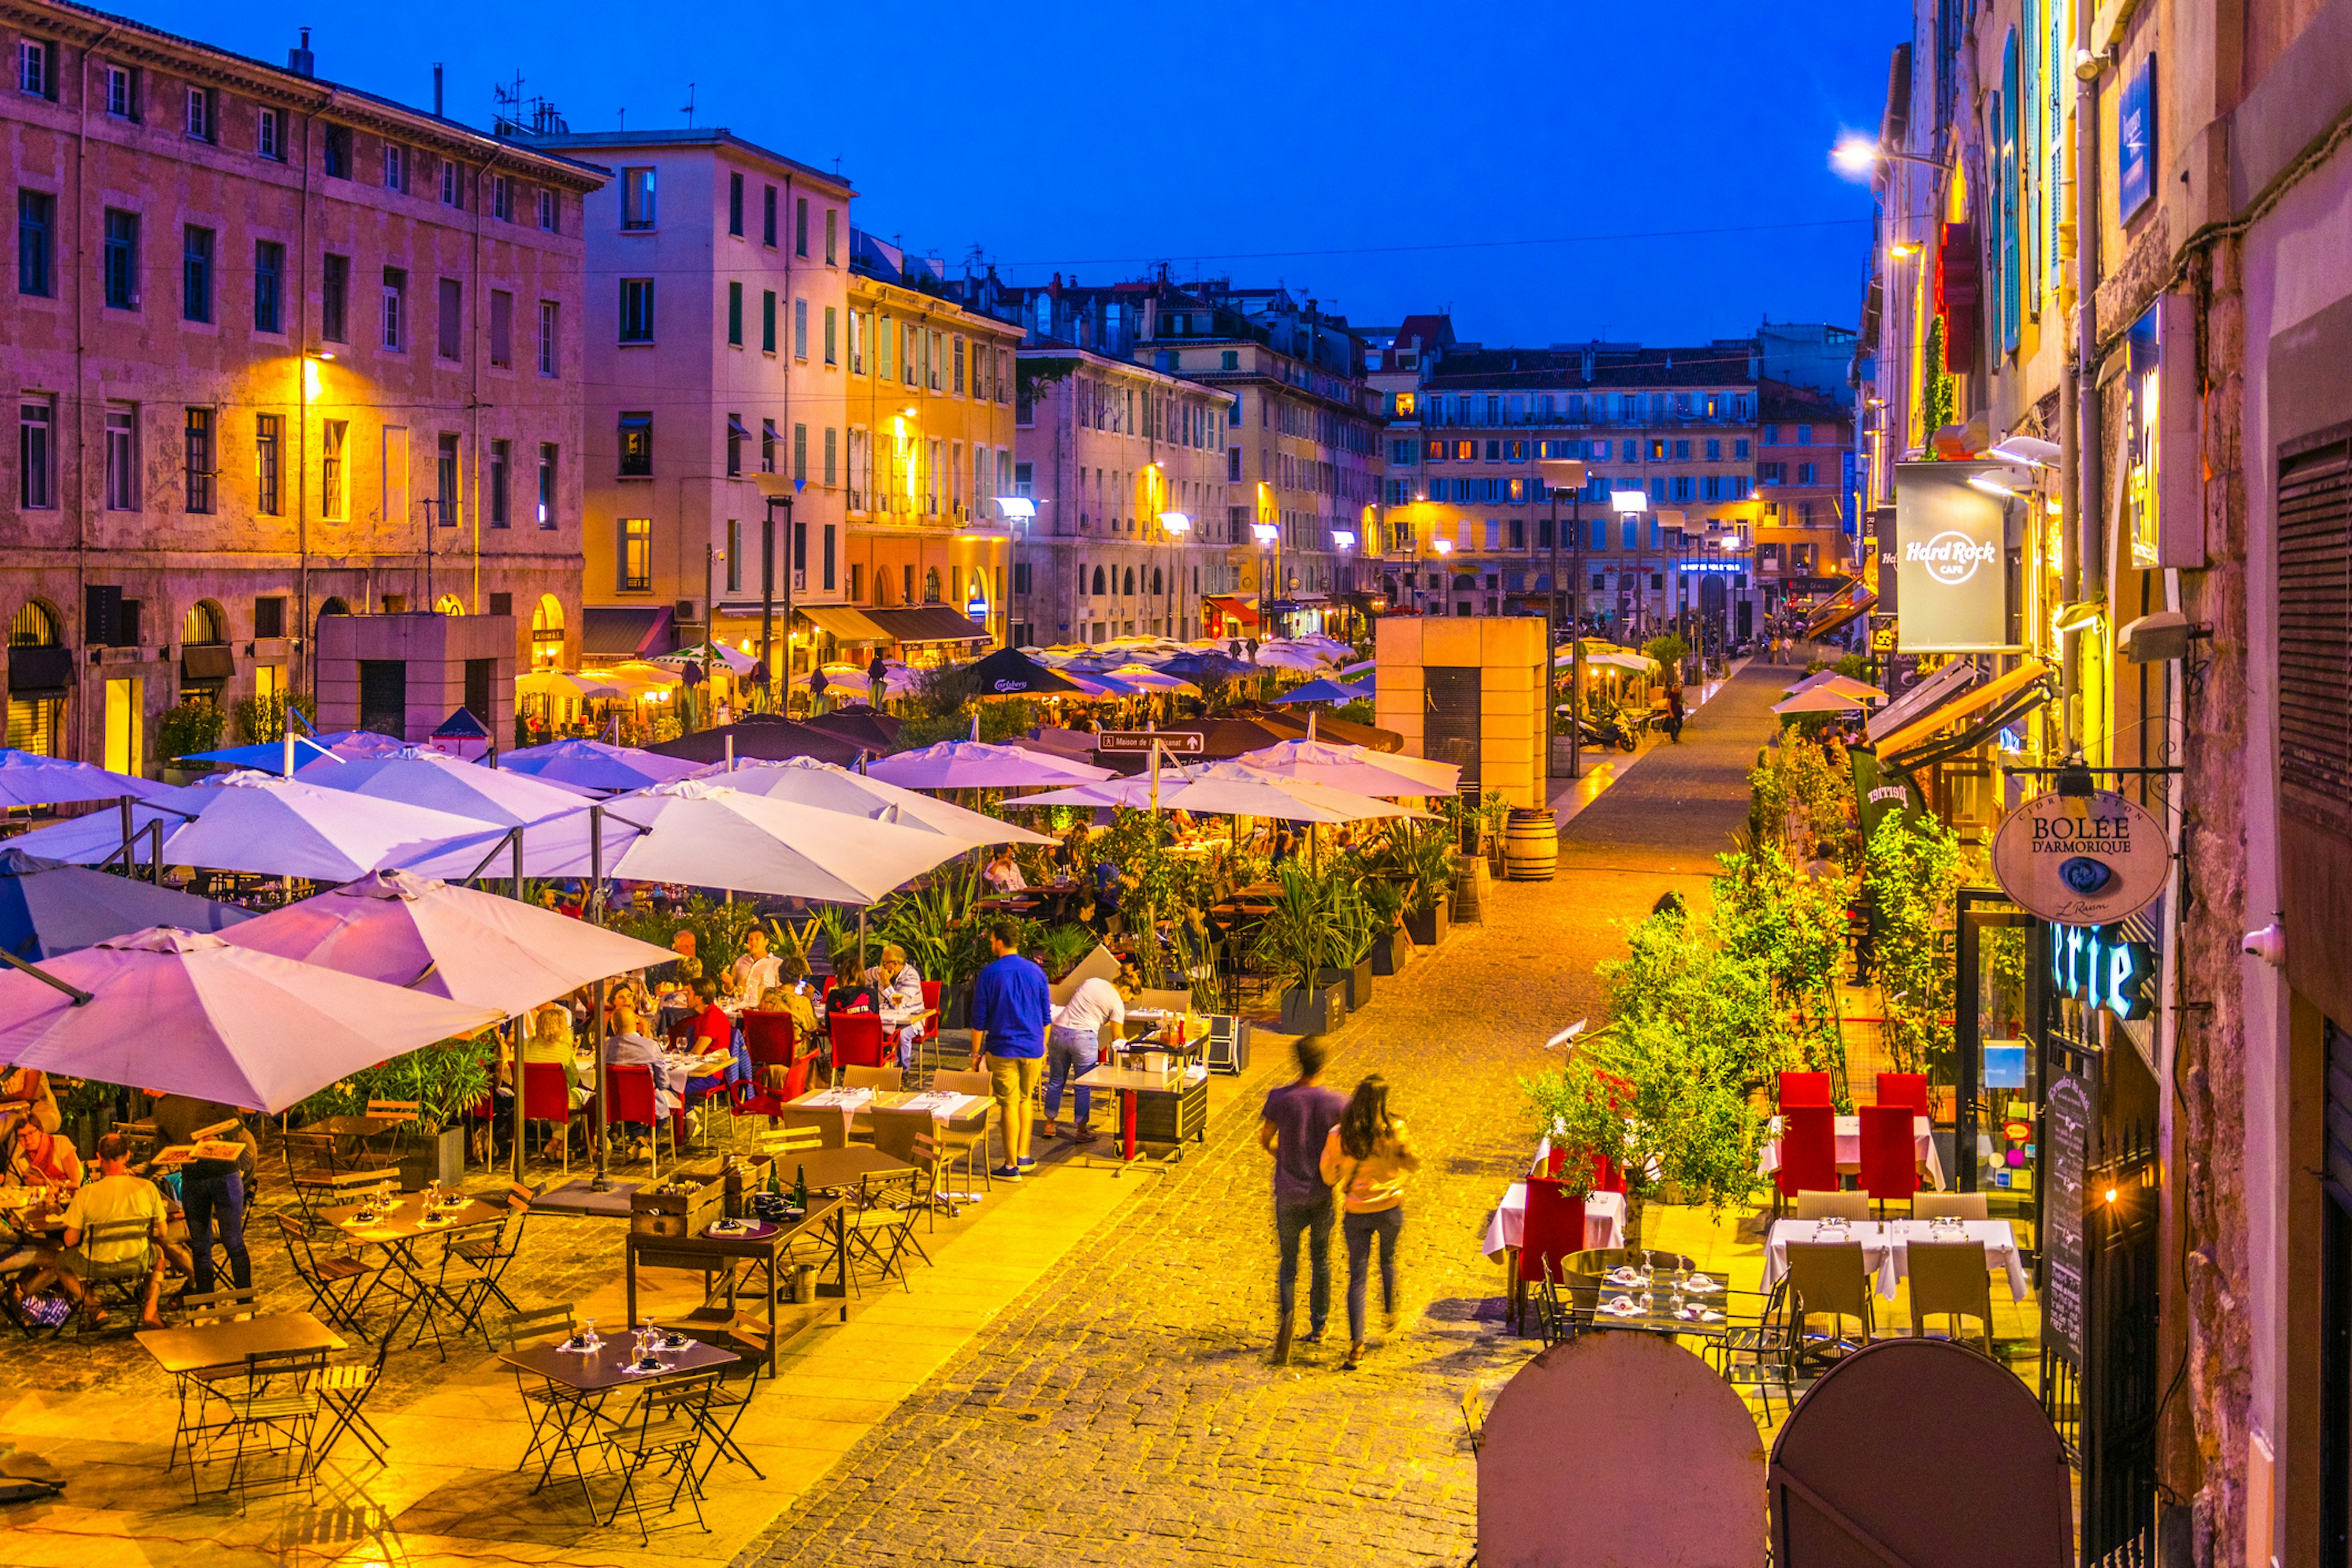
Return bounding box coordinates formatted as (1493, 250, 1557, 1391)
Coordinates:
(1259, 1037, 1346, 1365)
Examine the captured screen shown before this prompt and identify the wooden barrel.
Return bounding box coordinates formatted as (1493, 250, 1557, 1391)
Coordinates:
(1504, 809, 1559, 881)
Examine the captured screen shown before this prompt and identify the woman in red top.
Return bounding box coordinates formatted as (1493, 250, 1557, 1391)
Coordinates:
(688, 979, 734, 1056)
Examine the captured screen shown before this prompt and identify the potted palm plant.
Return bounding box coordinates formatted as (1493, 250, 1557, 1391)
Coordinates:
(1254, 864, 1347, 1035)
(380, 1037, 493, 1188)
(1316, 876, 1378, 1012)
(1362, 879, 1411, 978)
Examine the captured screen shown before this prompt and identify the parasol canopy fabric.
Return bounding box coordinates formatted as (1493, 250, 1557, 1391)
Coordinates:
(595, 779, 979, 903)
(178, 733, 399, 775)
(295, 748, 592, 826)
(0, 926, 503, 1114)
(1272, 678, 1360, 706)
(222, 869, 674, 1018)
(0, 750, 171, 808)
(518, 669, 626, 701)
(716, 756, 1055, 845)
(865, 740, 1112, 791)
(0, 848, 254, 960)
(1231, 739, 1460, 797)
(1106, 664, 1200, 695)
(1005, 761, 1427, 824)
(1771, 687, 1869, 715)
(499, 738, 704, 793)
(1781, 672, 1886, 702)
(953, 646, 1087, 697)
(655, 642, 758, 676)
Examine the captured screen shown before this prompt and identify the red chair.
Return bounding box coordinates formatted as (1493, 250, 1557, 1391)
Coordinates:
(1518, 1177, 1591, 1335)
(831, 1013, 886, 1071)
(919, 982, 943, 1044)
(1590, 1154, 1627, 1196)
(603, 1063, 679, 1177)
(1778, 1071, 1833, 1109)
(742, 1010, 799, 1070)
(1874, 1072, 1930, 1114)
(1858, 1104, 1921, 1215)
(1774, 1104, 1839, 1203)
(519, 1063, 579, 1176)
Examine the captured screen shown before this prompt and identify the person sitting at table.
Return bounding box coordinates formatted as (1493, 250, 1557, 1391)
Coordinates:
(687, 978, 734, 1058)
(519, 1001, 595, 1110)
(6, 1114, 81, 1195)
(146, 1090, 255, 1297)
(728, 927, 783, 1005)
(1090, 853, 1126, 936)
(763, 949, 823, 1040)
(864, 943, 927, 1071)
(983, 849, 1027, 895)
(19, 1134, 169, 1329)
(655, 928, 699, 989)
(0, 1066, 59, 1136)
(601, 1003, 687, 1156)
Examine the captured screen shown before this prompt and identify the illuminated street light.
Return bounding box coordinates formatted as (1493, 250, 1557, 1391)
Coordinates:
(1832, 134, 1944, 176)
(1966, 466, 2034, 499)
(1609, 489, 1649, 514)
(1157, 511, 1192, 536)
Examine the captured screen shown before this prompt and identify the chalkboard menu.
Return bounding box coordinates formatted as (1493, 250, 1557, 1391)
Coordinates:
(2042, 1069, 2093, 1363)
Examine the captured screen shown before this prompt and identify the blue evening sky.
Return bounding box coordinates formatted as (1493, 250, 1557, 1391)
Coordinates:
(128, 0, 1911, 349)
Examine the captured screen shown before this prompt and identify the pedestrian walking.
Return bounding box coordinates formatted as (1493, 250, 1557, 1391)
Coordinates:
(1319, 1074, 1420, 1370)
(969, 922, 1051, 1178)
(1664, 681, 1686, 743)
(1259, 1038, 1346, 1365)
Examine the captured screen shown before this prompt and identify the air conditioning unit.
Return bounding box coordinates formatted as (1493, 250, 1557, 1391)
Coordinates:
(676, 599, 700, 622)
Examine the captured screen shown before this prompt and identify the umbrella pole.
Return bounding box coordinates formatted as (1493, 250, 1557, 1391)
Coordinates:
(589, 805, 611, 1192)
(512, 829, 527, 1184)
(0, 948, 92, 1005)
(118, 796, 134, 879)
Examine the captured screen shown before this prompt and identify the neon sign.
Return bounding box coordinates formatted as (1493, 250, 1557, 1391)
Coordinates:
(2050, 924, 2154, 1021)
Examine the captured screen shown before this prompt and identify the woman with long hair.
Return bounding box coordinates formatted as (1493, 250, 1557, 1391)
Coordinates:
(1318, 1074, 1421, 1370)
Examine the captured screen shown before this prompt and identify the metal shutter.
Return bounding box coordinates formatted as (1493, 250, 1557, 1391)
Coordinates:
(2280, 423, 2352, 835)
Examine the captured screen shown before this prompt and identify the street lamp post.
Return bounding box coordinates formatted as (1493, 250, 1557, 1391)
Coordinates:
(762, 492, 792, 716)
(1157, 510, 1191, 639)
(1331, 529, 1357, 643)
(1539, 459, 1587, 780)
(1251, 521, 1279, 640)
(703, 540, 723, 711)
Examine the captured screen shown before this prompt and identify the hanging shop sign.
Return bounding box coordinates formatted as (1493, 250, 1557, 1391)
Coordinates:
(2048, 922, 2157, 1021)
(1991, 788, 2168, 924)
(1893, 462, 2008, 652)
(2118, 54, 2157, 221)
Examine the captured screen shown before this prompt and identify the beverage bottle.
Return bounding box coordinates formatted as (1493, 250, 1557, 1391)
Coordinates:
(793, 1164, 809, 1210)
(723, 1155, 744, 1219)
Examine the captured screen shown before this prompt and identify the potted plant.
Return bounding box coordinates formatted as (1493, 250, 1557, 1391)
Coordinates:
(1254, 864, 1346, 1035)
(1316, 877, 1377, 1012)
(1400, 824, 1453, 947)
(1362, 880, 1411, 977)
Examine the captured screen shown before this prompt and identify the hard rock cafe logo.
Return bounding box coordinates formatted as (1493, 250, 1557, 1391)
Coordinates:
(1905, 529, 1997, 586)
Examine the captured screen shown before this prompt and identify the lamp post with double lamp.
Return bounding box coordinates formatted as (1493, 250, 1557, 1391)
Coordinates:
(1539, 458, 1587, 778)
(1156, 511, 1191, 639)
(1251, 521, 1280, 639)
(1330, 529, 1357, 642)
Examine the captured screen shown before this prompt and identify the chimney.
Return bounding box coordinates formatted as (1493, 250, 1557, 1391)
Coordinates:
(288, 26, 315, 77)
(432, 62, 443, 117)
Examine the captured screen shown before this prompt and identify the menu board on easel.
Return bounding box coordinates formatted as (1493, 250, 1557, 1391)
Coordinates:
(2041, 1066, 2093, 1364)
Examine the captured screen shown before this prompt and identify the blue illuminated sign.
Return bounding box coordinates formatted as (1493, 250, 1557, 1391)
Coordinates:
(2051, 923, 2154, 1021)
(2118, 55, 2156, 221)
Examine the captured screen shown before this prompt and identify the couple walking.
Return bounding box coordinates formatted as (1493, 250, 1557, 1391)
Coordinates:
(1259, 1039, 1420, 1371)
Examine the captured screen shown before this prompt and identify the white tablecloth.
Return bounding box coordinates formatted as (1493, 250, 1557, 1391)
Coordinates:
(1760, 1218, 2030, 1302)
(1480, 1183, 1630, 1260)
(789, 1086, 982, 1140)
(1757, 1114, 1945, 1191)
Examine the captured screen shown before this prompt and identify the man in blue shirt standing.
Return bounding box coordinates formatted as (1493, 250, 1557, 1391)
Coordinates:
(968, 922, 1051, 1178)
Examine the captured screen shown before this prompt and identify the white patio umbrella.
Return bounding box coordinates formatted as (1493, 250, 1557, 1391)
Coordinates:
(294, 747, 591, 826)
(1007, 762, 1427, 824)
(1581, 649, 1655, 673)
(1338, 658, 1376, 678)
(1782, 672, 1886, 702)
(222, 869, 676, 1018)
(1251, 641, 1332, 671)
(0, 751, 171, 808)
(498, 738, 704, 794)
(518, 669, 625, 700)
(404, 780, 975, 903)
(865, 740, 1113, 791)
(655, 642, 758, 676)
(719, 756, 1055, 845)
(0, 927, 502, 1114)
(1771, 688, 1869, 715)
(1234, 739, 1460, 797)
(1107, 664, 1201, 695)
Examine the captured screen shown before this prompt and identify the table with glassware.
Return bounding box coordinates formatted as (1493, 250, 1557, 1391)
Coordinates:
(319, 1185, 509, 1351)
(622, 1195, 843, 1371)
(499, 1323, 738, 1516)
(787, 1085, 986, 1143)
(1760, 1215, 2032, 1301)
(1570, 1254, 1739, 1338)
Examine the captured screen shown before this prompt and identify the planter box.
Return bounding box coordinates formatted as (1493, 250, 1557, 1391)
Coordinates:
(1278, 982, 1346, 1036)
(941, 981, 973, 1030)
(1314, 964, 1373, 1013)
(1404, 895, 1451, 948)
(1368, 925, 1411, 977)
(397, 1126, 467, 1191)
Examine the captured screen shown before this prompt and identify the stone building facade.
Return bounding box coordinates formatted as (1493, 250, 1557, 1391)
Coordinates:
(2, 1, 600, 770)
(1009, 344, 1231, 647)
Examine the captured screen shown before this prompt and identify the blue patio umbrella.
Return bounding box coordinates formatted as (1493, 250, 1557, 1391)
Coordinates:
(0, 847, 254, 960)
(179, 737, 346, 774)
(1273, 678, 1361, 705)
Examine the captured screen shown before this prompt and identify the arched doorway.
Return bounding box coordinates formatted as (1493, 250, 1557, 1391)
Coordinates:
(178, 600, 232, 707)
(530, 594, 565, 666)
(6, 601, 67, 755)
(318, 597, 351, 620)
(434, 594, 466, 616)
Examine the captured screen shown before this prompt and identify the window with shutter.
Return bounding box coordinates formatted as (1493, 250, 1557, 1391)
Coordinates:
(2280, 424, 2352, 839)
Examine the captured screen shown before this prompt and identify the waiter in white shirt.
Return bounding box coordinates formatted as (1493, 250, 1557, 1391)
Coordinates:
(727, 928, 783, 1005)
(1042, 972, 1126, 1145)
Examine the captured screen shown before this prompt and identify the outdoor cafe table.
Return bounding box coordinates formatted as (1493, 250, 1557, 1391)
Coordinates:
(1759, 1217, 2032, 1302)
(499, 1332, 737, 1517)
(301, 1113, 404, 1165)
(1758, 1113, 1947, 1190)
(319, 1189, 508, 1352)
(1072, 1061, 1209, 1164)
(757, 1145, 914, 1317)
(788, 1085, 985, 1142)
(136, 1308, 347, 1375)
(1479, 1182, 1632, 1331)
(622, 1196, 842, 1371)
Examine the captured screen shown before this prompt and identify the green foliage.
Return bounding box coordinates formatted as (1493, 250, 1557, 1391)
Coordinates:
(1333, 697, 1377, 726)
(613, 896, 766, 982)
(159, 700, 225, 763)
(1345, 819, 1454, 919)
(809, 903, 870, 979)
(1863, 813, 1969, 1074)
(1251, 862, 1342, 995)
(1642, 633, 1689, 674)
(289, 1036, 495, 1134)
(1922, 316, 1955, 439)
(230, 689, 312, 745)
(1711, 842, 1850, 1080)
(1749, 734, 1860, 870)
(1029, 922, 1099, 981)
(876, 873, 995, 987)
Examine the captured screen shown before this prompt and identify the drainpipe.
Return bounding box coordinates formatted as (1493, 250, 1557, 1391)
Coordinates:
(2071, 12, 2105, 747)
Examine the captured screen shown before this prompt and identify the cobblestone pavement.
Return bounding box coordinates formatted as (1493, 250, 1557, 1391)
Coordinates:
(738, 665, 1790, 1568)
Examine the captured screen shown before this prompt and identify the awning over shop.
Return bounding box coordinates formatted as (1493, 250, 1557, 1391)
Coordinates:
(1875, 662, 2055, 769)
(7, 646, 73, 697)
(1864, 660, 1975, 744)
(179, 644, 236, 684)
(796, 605, 894, 643)
(1807, 590, 1877, 641)
(1204, 595, 1259, 628)
(582, 606, 673, 660)
(864, 606, 992, 643)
